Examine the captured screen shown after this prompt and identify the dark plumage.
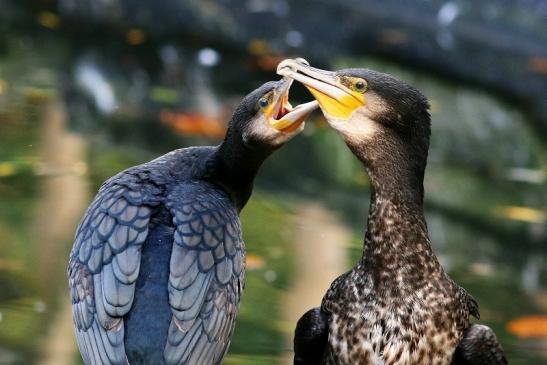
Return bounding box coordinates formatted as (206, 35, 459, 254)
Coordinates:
(278, 60, 507, 365)
(454, 325, 509, 365)
(294, 307, 329, 365)
(68, 79, 317, 365)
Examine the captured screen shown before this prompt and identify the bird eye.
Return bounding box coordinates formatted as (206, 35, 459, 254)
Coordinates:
(258, 98, 269, 108)
(354, 80, 367, 92)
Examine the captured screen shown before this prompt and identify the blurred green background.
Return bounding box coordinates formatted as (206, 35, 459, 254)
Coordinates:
(0, 1, 546, 364)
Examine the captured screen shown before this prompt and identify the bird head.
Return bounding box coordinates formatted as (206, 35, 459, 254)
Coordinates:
(228, 76, 318, 149)
(278, 59, 431, 198)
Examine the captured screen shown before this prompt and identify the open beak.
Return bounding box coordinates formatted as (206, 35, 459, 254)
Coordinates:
(277, 59, 365, 119)
(267, 76, 319, 133)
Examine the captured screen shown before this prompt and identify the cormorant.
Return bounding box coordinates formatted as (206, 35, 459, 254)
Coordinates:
(68, 76, 318, 365)
(278, 59, 507, 365)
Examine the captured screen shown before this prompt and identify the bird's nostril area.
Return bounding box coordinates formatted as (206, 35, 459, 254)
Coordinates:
(277, 58, 304, 74)
(279, 64, 298, 74)
(295, 57, 310, 66)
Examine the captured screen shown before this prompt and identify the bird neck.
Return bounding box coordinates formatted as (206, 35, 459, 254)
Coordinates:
(346, 135, 427, 205)
(209, 135, 271, 211)
(359, 187, 443, 289)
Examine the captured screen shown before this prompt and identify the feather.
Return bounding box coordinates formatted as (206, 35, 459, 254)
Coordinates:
(98, 215, 116, 238)
(69, 170, 155, 365)
(198, 250, 215, 271)
(215, 258, 233, 285)
(165, 186, 244, 365)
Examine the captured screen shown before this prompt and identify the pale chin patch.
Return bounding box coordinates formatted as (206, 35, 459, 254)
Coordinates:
(323, 108, 379, 144)
(242, 117, 301, 147)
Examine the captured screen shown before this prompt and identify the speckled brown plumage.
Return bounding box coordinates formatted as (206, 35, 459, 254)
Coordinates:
(291, 67, 507, 365)
(320, 195, 476, 365)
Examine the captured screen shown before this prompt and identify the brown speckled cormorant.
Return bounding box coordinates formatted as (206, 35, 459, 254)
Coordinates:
(68, 76, 318, 365)
(278, 59, 507, 365)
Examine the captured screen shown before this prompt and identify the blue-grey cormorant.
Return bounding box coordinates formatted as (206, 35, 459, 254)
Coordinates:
(278, 59, 507, 365)
(68, 76, 318, 365)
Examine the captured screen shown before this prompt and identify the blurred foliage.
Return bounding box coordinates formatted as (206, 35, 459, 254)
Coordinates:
(0, 104, 44, 363)
(229, 193, 295, 360)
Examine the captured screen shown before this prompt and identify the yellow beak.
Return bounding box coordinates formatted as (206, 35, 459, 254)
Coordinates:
(277, 59, 365, 119)
(267, 76, 319, 132)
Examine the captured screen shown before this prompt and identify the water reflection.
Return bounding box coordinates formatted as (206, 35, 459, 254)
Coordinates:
(1, 2, 546, 365)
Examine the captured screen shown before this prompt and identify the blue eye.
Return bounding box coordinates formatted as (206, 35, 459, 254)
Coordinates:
(258, 98, 269, 108)
(355, 80, 366, 91)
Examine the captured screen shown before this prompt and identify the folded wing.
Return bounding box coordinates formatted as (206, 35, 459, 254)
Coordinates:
(164, 185, 245, 365)
(69, 173, 160, 364)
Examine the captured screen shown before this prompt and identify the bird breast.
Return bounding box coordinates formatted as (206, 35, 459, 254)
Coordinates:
(323, 271, 465, 365)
